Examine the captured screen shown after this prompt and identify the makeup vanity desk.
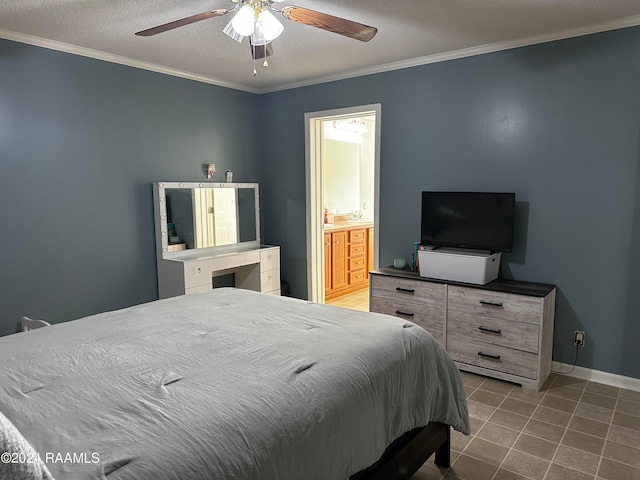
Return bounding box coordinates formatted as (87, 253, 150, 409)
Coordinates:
(157, 245, 281, 299)
(153, 182, 280, 299)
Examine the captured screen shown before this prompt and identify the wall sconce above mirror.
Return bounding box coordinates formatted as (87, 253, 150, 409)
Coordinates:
(153, 182, 260, 259)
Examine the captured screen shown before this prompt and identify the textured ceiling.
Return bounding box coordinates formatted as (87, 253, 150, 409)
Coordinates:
(1, 0, 640, 93)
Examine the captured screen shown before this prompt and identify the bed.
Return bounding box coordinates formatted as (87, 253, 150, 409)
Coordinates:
(0, 288, 469, 480)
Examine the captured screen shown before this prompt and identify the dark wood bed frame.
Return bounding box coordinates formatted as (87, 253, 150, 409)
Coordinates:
(350, 422, 450, 480)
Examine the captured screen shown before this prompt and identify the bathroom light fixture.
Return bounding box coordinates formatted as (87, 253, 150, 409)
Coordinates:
(333, 118, 368, 134)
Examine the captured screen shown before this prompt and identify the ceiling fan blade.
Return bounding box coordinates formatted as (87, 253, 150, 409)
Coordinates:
(135, 9, 228, 36)
(250, 41, 274, 60)
(280, 6, 377, 42)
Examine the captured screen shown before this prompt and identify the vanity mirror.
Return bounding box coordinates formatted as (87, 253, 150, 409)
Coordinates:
(153, 182, 260, 258)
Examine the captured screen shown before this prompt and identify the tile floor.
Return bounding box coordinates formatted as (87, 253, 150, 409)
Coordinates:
(325, 288, 369, 312)
(412, 372, 640, 480)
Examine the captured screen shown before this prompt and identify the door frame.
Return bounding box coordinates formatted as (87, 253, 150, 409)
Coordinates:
(304, 104, 381, 303)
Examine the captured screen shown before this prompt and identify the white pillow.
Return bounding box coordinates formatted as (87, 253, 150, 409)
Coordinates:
(0, 410, 53, 480)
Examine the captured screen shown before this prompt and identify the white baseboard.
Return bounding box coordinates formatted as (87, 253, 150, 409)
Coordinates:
(552, 361, 640, 393)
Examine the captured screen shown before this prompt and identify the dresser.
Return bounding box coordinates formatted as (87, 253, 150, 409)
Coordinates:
(370, 268, 556, 390)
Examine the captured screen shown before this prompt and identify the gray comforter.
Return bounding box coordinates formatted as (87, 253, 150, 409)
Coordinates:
(0, 288, 469, 480)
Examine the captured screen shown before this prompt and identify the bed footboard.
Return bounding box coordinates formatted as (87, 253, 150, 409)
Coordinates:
(350, 422, 451, 480)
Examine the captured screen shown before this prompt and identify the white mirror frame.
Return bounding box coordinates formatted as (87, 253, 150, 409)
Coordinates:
(153, 182, 260, 259)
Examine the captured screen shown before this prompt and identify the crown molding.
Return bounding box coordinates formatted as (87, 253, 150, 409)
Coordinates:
(0, 28, 259, 94)
(258, 14, 640, 93)
(3, 13, 640, 96)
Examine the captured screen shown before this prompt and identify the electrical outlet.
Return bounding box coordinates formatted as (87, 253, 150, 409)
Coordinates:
(574, 331, 585, 346)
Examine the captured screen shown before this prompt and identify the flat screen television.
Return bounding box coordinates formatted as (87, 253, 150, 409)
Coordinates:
(421, 191, 515, 252)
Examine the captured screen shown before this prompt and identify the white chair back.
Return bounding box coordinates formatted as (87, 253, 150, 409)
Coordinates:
(21, 316, 51, 332)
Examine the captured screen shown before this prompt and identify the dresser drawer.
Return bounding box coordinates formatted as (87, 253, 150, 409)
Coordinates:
(448, 311, 539, 353)
(370, 275, 445, 308)
(447, 336, 538, 379)
(370, 297, 444, 346)
(349, 256, 366, 271)
(260, 248, 280, 272)
(349, 243, 366, 256)
(349, 229, 366, 242)
(183, 260, 212, 288)
(448, 286, 541, 325)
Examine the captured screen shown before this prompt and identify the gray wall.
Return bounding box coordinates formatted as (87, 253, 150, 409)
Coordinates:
(257, 27, 640, 378)
(0, 39, 260, 336)
(2, 26, 639, 380)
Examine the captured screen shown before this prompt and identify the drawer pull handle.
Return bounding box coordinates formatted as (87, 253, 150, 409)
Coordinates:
(478, 326, 502, 335)
(478, 351, 501, 360)
(479, 300, 503, 308)
(396, 287, 415, 294)
(395, 310, 414, 317)
(195, 267, 202, 273)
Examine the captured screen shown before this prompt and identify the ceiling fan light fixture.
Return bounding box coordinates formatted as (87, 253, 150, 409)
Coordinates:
(231, 5, 255, 37)
(223, 19, 244, 43)
(135, 1, 379, 77)
(253, 9, 283, 45)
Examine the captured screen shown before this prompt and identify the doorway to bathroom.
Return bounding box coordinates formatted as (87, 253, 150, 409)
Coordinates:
(305, 104, 381, 310)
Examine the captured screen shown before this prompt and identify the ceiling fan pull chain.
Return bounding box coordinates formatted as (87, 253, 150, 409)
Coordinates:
(253, 42, 257, 76)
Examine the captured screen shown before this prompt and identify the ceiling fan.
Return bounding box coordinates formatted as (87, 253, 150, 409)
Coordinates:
(135, 0, 377, 73)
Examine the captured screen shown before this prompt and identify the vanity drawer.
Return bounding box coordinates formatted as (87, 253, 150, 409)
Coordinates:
(260, 269, 280, 292)
(370, 275, 445, 308)
(349, 256, 366, 271)
(349, 270, 367, 284)
(349, 229, 366, 242)
(448, 311, 539, 354)
(183, 260, 212, 288)
(212, 250, 260, 271)
(370, 297, 444, 346)
(349, 243, 366, 256)
(447, 336, 538, 379)
(260, 248, 280, 272)
(448, 286, 541, 325)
